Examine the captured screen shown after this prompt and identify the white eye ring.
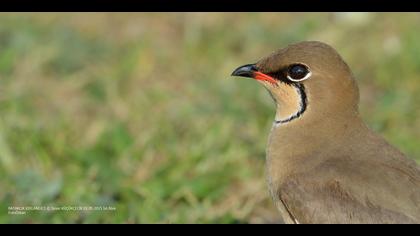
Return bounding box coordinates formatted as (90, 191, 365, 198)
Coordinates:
(287, 71, 312, 82)
(286, 63, 312, 82)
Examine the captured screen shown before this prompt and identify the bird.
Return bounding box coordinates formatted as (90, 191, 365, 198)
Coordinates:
(231, 41, 420, 224)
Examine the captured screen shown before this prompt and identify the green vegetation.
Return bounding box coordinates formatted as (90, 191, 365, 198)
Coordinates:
(0, 13, 419, 223)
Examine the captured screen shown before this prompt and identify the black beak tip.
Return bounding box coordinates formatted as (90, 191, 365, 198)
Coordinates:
(231, 63, 257, 78)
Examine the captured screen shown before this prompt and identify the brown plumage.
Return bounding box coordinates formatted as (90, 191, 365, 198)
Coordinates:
(231, 41, 420, 224)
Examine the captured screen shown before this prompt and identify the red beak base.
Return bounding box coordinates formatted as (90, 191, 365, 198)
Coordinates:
(254, 71, 278, 85)
(232, 64, 278, 85)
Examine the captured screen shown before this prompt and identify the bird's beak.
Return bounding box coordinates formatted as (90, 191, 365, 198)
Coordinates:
(231, 63, 277, 84)
(231, 63, 257, 78)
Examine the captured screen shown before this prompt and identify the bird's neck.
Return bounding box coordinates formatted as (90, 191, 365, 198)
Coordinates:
(266, 111, 365, 188)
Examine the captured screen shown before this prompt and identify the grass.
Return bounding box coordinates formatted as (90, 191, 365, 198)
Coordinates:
(0, 13, 419, 223)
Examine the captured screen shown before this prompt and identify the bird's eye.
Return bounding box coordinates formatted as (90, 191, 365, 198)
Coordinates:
(287, 64, 311, 82)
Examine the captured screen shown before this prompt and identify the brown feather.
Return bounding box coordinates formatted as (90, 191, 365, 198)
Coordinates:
(247, 41, 420, 223)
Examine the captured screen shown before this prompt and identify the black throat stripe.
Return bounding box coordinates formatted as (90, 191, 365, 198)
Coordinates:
(274, 83, 307, 125)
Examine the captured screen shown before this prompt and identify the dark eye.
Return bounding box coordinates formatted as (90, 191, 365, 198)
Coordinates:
(287, 64, 311, 82)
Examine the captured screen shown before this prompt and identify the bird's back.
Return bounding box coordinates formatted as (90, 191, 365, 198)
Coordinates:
(271, 127, 420, 224)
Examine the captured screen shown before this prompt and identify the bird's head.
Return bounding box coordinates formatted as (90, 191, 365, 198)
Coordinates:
(232, 41, 360, 125)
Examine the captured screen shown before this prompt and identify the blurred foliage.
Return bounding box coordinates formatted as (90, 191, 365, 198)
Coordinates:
(0, 13, 419, 223)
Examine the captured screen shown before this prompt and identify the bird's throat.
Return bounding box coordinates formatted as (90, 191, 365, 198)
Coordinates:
(273, 84, 307, 125)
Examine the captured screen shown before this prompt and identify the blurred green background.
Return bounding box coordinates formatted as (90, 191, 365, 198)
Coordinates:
(0, 13, 419, 223)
